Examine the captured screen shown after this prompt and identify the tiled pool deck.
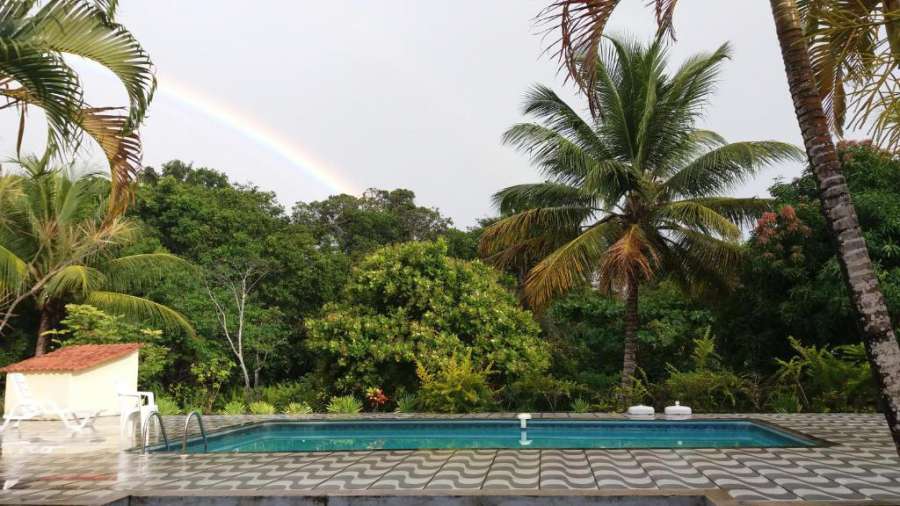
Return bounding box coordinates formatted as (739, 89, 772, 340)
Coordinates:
(0, 413, 898, 505)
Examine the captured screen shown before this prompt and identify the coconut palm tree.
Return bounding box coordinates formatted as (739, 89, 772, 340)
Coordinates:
(0, 157, 192, 355)
(0, 0, 155, 214)
(480, 36, 802, 390)
(538, 0, 900, 454)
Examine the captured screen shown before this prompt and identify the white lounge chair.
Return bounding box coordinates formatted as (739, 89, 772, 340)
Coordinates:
(0, 373, 103, 436)
(117, 385, 158, 444)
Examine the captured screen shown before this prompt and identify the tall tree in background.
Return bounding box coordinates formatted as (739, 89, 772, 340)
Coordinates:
(480, 36, 800, 390)
(0, 158, 192, 355)
(539, 0, 900, 453)
(0, 0, 155, 214)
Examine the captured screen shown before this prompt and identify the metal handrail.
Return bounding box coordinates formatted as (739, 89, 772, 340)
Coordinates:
(181, 411, 208, 453)
(141, 411, 169, 454)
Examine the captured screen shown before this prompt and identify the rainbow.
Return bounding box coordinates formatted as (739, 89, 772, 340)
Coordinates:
(155, 73, 360, 196)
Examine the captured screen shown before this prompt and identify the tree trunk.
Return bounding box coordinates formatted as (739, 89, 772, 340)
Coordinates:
(621, 274, 639, 393)
(34, 302, 62, 356)
(770, 0, 900, 455)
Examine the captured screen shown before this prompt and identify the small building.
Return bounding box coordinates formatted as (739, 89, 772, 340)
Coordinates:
(1, 344, 141, 417)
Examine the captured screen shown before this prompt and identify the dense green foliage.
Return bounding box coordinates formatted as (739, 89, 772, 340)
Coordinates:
(1, 144, 896, 415)
(714, 145, 900, 372)
(306, 240, 550, 400)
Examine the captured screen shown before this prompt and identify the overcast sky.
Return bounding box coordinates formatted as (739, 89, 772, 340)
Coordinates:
(5, 1, 809, 228)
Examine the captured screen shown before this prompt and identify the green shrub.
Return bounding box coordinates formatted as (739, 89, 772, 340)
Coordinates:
(415, 352, 497, 413)
(283, 402, 313, 415)
(222, 400, 246, 415)
(506, 374, 577, 411)
(258, 382, 305, 409)
(326, 395, 363, 414)
(393, 394, 418, 413)
(248, 401, 276, 415)
(571, 398, 592, 413)
(156, 396, 181, 415)
(662, 331, 751, 412)
(766, 388, 803, 413)
(305, 240, 550, 398)
(772, 337, 875, 412)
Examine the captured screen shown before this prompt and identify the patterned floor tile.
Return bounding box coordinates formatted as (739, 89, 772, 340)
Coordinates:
(540, 450, 596, 490)
(367, 450, 453, 490)
(314, 451, 411, 490)
(483, 449, 540, 489)
(426, 449, 494, 490)
(632, 449, 713, 489)
(585, 449, 655, 489)
(256, 452, 368, 491)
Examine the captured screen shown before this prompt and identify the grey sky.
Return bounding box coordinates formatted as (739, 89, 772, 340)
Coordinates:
(7, 1, 808, 227)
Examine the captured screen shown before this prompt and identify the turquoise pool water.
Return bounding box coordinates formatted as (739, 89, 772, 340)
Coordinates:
(166, 419, 819, 453)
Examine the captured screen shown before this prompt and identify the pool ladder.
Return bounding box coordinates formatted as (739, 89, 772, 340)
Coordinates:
(140, 411, 169, 454)
(181, 411, 208, 453)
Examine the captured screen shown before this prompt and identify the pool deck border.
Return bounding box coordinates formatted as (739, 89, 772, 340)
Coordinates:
(0, 413, 898, 505)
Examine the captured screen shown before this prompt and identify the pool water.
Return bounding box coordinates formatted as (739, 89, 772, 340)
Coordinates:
(167, 419, 819, 453)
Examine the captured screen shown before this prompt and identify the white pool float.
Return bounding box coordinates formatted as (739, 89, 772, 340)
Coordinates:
(664, 401, 692, 420)
(626, 404, 655, 419)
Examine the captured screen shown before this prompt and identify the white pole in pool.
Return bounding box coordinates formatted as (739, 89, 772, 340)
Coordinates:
(517, 413, 531, 430)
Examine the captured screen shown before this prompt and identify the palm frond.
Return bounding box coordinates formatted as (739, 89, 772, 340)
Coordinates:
(492, 182, 597, 214)
(674, 197, 772, 228)
(28, 0, 155, 128)
(104, 252, 191, 292)
(664, 141, 803, 197)
(655, 200, 741, 240)
(523, 219, 623, 309)
(85, 290, 195, 337)
(0, 39, 83, 148)
(480, 205, 594, 256)
(0, 243, 27, 295)
(537, 0, 682, 113)
(42, 264, 105, 299)
(594, 224, 659, 293)
(77, 107, 142, 213)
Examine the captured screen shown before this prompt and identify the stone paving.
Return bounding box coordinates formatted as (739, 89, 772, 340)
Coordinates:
(0, 413, 897, 504)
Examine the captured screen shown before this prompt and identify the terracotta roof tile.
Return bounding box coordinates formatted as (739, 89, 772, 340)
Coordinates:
(1, 343, 142, 373)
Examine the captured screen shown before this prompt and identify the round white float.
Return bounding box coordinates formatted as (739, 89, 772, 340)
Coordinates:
(664, 401, 692, 419)
(626, 404, 655, 419)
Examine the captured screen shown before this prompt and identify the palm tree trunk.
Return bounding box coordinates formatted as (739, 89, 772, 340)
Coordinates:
(770, 0, 900, 454)
(621, 273, 639, 393)
(35, 303, 61, 356)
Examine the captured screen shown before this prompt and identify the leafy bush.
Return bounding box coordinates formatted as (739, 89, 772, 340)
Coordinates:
(415, 352, 497, 413)
(506, 374, 577, 411)
(662, 331, 751, 412)
(258, 382, 305, 410)
(156, 396, 181, 415)
(393, 394, 418, 413)
(306, 240, 549, 397)
(248, 401, 276, 415)
(327, 395, 363, 414)
(222, 400, 246, 415)
(571, 398, 592, 413)
(283, 402, 313, 415)
(771, 337, 875, 412)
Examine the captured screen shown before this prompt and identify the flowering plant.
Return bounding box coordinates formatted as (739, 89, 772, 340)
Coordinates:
(365, 387, 389, 410)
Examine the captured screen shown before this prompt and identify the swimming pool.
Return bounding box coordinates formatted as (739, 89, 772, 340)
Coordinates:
(162, 419, 820, 453)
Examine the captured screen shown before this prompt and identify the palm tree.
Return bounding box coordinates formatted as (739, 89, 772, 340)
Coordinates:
(0, 0, 155, 214)
(797, 0, 900, 147)
(480, 36, 801, 390)
(538, 0, 900, 454)
(0, 157, 192, 355)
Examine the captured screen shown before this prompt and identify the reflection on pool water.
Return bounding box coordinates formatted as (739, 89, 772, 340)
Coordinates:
(162, 419, 819, 453)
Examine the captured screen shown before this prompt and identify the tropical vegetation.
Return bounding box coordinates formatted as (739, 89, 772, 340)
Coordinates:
(480, 36, 800, 391)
